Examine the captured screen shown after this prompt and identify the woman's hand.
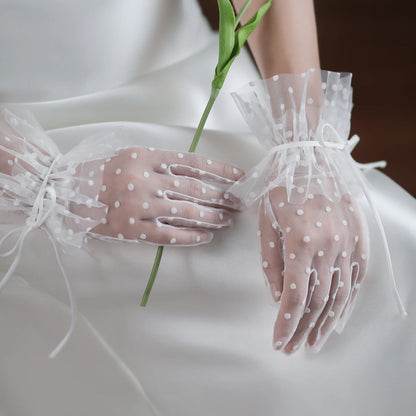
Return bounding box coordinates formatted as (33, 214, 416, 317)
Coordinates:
(259, 187, 369, 354)
(89, 147, 244, 246)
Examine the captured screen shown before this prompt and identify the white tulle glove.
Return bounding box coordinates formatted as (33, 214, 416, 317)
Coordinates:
(0, 105, 243, 357)
(229, 69, 407, 354)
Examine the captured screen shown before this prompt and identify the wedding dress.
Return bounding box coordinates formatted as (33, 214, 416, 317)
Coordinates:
(1, 1, 415, 415)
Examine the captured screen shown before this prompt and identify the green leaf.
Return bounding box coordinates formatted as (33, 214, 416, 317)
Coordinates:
(235, 0, 272, 49)
(216, 0, 236, 76)
(212, 0, 272, 90)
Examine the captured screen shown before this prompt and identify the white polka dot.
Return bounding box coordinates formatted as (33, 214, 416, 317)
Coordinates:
(171, 207, 178, 214)
(131, 152, 138, 159)
(284, 313, 291, 320)
(170, 238, 177, 244)
(177, 153, 184, 159)
(308, 193, 314, 199)
(349, 206, 354, 212)
(148, 147, 155, 151)
(325, 206, 331, 212)
(324, 295, 329, 302)
(114, 201, 120, 208)
(174, 180, 180, 187)
(86, 199, 93, 208)
(224, 193, 229, 200)
(100, 218, 107, 224)
(290, 283, 296, 290)
(115, 168, 121, 175)
(105, 158, 111, 163)
(272, 222, 278, 230)
(309, 322, 315, 328)
(278, 202, 284, 208)
(316, 280, 321, 286)
(129, 218, 135, 225)
(206, 159, 212, 165)
(100, 164, 105, 171)
(252, 171, 259, 178)
(289, 253, 296, 259)
(286, 227, 291, 233)
(269, 241, 275, 248)
(157, 189, 163, 197)
(142, 202, 149, 209)
(257, 230, 261, 237)
(328, 311, 335, 318)
(316, 221, 322, 227)
(144, 171, 150, 178)
(140, 234, 147, 240)
(339, 281, 345, 287)
(355, 235, 359, 243)
(7, 159, 13, 166)
(306, 267, 312, 274)
(275, 290, 281, 298)
(303, 236, 311, 243)
(219, 213, 224, 220)
(273, 340, 282, 349)
(280, 104, 285, 111)
(196, 235, 201, 242)
(342, 220, 348, 226)
(297, 187, 304, 193)
(307, 97, 314, 105)
(272, 75, 279, 81)
(88, 179, 94, 186)
(117, 234, 124, 239)
(334, 234, 340, 241)
(88, 171, 95, 178)
(361, 253, 367, 260)
(288, 86, 294, 94)
(233, 168, 239, 175)
(201, 187, 206, 194)
(342, 251, 347, 258)
(263, 261, 268, 268)
(297, 209, 304, 216)
(67, 229, 74, 236)
(199, 211, 205, 218)
(128, 183, 134, 191)
(318, 251, 324, 257)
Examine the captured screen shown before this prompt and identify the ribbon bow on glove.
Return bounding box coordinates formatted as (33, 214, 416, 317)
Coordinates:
(0, 106, 243, 358)
(229, 68, 407, 354)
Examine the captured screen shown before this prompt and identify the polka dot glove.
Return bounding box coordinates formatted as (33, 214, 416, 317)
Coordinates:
(0, 106, 243, 250)
(227, 69, 405, 354)
(89, 147, 243, 245)
(259, 188, 369, 354)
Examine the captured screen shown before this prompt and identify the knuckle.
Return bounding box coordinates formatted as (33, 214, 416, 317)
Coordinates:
(310, 296, 326, 311)
(181, 203, 195, 219)
(285, 291, 305, 309)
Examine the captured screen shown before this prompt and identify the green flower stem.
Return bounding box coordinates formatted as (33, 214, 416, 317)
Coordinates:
(140, 0, 272, 307)
(188, 88, 220, 153)
(140, 87, 220, 307)
(140, 246, 164, 307)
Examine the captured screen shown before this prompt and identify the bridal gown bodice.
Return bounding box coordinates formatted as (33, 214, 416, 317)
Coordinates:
(1, 1, 416, 416)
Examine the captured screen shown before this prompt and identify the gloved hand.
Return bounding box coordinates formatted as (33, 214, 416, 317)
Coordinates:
(259, 186, 368, 353)
(227, 68, 400, 354)
(87, 147, 243, 245)
(0, 105, 243, 249)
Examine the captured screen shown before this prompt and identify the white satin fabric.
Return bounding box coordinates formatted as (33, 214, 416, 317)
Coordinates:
(1, 1, 416, 415)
